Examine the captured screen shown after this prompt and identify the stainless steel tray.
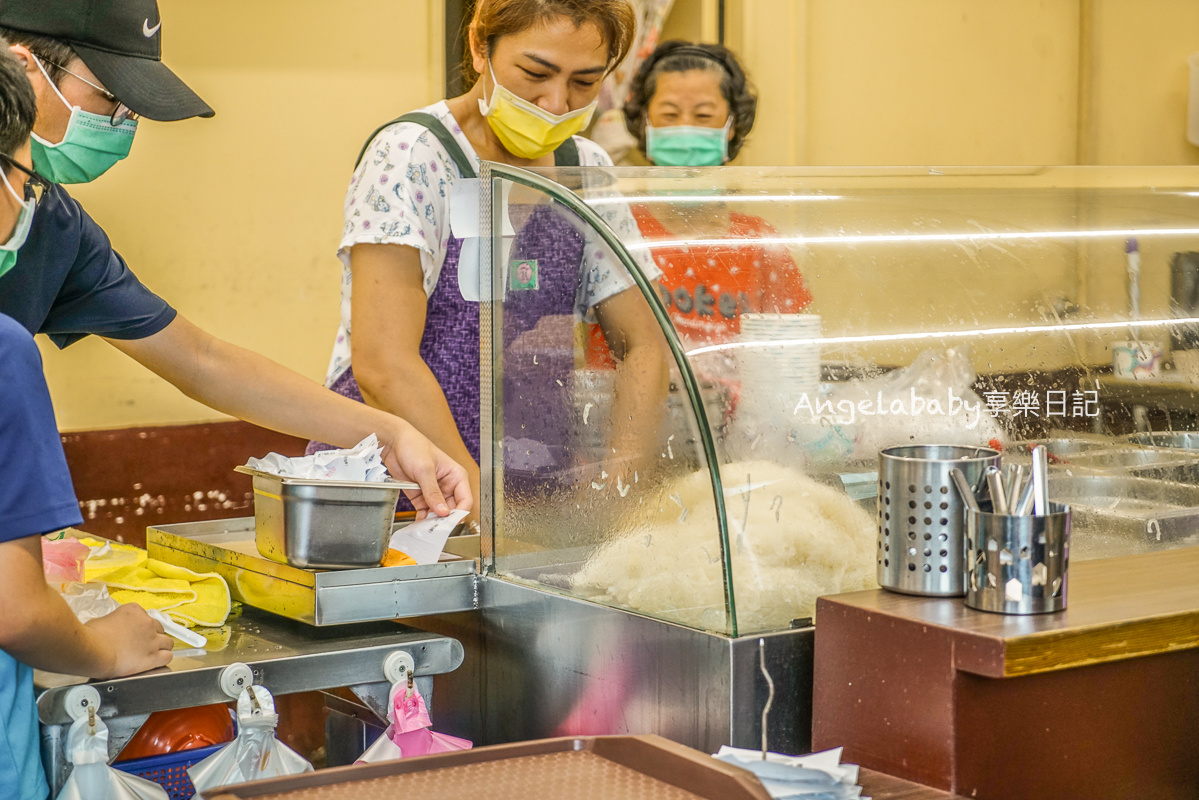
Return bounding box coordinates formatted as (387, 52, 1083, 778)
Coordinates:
(147, 518, 479, 626)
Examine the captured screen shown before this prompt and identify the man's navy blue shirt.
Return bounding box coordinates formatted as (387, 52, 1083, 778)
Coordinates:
(0, 183, 176, 347)
(0, 313, 83, 539)
(0, 313, 83, 800)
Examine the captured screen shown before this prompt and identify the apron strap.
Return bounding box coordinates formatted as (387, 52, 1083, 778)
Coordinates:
(354, 112, 478, 178)
(553, 137, 580, 167)
(355, 112, 583, 176)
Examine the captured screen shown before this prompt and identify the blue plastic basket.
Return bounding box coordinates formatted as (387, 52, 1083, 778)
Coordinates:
(113, 742, 225, 800)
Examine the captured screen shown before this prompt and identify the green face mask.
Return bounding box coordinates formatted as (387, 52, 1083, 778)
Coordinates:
(646, 120, 731, 167)
(0, 168, 36, 280)
(30, 57, 137, 184)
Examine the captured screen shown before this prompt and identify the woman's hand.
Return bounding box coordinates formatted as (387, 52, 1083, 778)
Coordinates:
(378, 420, 473, 518)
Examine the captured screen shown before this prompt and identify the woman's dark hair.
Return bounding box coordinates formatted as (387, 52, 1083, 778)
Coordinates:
(623, 40, 758, 161)
(0, 37, 37, 159)
(462, 0, 637, 86)
(0, 27, 76, 85)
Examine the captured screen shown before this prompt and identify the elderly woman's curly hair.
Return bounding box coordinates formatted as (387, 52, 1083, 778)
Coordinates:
(623, 40, 758, 161)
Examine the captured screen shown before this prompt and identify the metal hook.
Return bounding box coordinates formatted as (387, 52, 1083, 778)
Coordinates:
(87, 705, 96, 734)
(759, 638, 774, 760)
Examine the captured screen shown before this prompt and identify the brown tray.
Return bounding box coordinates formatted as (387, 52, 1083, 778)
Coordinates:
(207, 735, 772, 800)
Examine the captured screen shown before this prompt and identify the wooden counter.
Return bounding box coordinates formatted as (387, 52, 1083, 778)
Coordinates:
(812, 546, 1199, 800)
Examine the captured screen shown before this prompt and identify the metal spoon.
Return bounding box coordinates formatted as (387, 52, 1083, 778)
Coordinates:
(950, 468, 980, 513)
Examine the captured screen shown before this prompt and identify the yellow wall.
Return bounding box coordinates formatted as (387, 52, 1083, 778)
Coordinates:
(1085, 0, 1199, 164)
(39, 0, 1199, 430)
(40, 0, 445, 430)
(720, 0, 1199, 168)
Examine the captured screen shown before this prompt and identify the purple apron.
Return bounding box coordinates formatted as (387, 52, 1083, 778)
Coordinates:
(310, 114, 585, 506)
(309, 201, 586, 505)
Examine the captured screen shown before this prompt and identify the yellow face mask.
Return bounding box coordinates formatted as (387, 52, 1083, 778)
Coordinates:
(477, 62, 597, 160)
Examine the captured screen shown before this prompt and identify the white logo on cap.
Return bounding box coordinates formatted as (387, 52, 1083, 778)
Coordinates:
(143, 19, 162, 37)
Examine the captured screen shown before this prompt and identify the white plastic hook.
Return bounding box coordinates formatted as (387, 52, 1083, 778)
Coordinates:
(382, 651, 415, 686)
(219, 662, 254, 699)
(63, 685, 101, 723)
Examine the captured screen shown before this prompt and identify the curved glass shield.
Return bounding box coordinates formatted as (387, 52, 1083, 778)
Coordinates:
(478, 163, 739, 635)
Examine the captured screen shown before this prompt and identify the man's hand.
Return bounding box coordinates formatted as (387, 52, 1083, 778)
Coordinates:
(83, 604, 174, 679)
(378, 420, 473, 519)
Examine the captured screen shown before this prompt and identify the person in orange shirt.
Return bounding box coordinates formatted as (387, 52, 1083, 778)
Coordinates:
(620, 41, 812, 350)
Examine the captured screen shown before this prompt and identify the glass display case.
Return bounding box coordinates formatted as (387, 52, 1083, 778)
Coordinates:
(468, 164, 1199, 639)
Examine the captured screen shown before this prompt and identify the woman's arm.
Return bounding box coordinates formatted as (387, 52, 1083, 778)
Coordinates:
(349, 243, 482, 524)
(594, 284, 671, 476)
(105, 313, 471, 518)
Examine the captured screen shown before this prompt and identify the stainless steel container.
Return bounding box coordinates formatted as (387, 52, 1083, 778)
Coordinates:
(236, 466, 413, 569)
(965, 502, 1070, 614)
(877, 444, 1000, 596)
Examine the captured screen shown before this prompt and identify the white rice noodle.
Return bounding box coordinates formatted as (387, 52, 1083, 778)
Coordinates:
(571, 460, 879, 632)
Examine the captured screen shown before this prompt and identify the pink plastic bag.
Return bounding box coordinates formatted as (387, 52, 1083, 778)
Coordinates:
(42, 536, 90, 584)
(390, 682, 472, 756)
(355, 681, 471, 764)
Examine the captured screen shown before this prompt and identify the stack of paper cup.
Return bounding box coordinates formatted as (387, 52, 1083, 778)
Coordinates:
(737, 313, 822, 414)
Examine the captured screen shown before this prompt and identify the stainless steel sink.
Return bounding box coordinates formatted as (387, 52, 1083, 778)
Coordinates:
(1063, 448, 1199, 483)
(1011, 436, 1199, 483)
(1047, 474, 1199, 560)
(1125, 431, 1199, 451)
(1010, 437, 1132, 460)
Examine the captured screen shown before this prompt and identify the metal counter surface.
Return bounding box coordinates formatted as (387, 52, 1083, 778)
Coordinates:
(36, 606, 464, 794)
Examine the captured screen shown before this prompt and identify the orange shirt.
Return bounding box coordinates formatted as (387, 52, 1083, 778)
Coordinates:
(587, 206, 813, 367)
(635, 206, 812, 346)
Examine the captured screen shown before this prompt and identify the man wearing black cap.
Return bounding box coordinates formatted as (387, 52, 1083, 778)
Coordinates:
(0, 0, 473, 519)
(0, 40, 175, 800)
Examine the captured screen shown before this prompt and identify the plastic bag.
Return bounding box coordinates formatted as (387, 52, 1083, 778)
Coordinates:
(56, 713, 168, 800)
(187, 686, 312, 798)
(42, 536, 90, 584)
(58, 582, 120, 624)
(356, 680, 471, 763)
(245, 434, 389, 482)
(821, 346, 1005, 457)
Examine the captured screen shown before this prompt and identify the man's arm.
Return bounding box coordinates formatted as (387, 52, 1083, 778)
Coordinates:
(0, 536, 172, 678)
(105, 313, 471, 518)
(348, 243, 482, 526)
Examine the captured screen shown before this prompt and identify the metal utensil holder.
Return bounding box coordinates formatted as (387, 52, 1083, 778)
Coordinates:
(878, 444, 1000, 596)
(965, 502, 1070, 614)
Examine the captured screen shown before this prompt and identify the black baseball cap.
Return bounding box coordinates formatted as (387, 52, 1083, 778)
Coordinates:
(0, 0, 213, 121)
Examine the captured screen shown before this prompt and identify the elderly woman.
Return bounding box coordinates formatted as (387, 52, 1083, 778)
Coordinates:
(620, 41, 812, 348)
